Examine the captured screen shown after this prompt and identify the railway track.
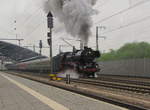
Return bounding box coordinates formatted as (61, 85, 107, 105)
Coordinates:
(15, 71, 150, 94)
(7, 71, 150, 94)
(96, 76, 150, 86)
(67, 78, 150, 94)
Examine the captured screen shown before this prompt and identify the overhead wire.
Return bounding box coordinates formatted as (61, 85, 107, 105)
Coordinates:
(18, 6, 43, 28)
(128, 24, 150, 39)
(14, 0, 44, 38)
(95, 0, 150, 24)
(102, 15, 150, 34)
(17, 5, 45, 38)
(25, 23, 43, 37)
(25, 13, 46, 38)
(15, 0, 44, 27)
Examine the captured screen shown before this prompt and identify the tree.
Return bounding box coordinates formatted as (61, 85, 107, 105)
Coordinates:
(99, 42, 150, 61)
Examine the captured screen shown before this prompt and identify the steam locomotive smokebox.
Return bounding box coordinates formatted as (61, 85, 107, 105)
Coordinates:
(94, 51, 101, 58)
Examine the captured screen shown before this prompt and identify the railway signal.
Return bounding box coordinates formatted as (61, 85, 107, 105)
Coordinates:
(47, 32, 51, 46)
(47, 12, 53, 28)
(39, 40, 43, 55)
(47, 12, 53, 75)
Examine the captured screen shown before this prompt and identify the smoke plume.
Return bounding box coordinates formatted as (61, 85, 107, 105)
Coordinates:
(58, 70, 79, 79)
(44, 0, 97, 44)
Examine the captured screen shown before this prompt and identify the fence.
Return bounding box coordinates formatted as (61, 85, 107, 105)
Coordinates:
(98, 58, 150, 78)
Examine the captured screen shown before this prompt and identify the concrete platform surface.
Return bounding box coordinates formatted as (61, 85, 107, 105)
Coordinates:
(0, 72, 128, 110)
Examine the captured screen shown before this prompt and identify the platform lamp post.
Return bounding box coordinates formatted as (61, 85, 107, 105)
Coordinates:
(47, 12, 53, 75)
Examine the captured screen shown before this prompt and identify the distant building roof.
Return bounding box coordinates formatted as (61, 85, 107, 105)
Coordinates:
(0, 41, 47, 62)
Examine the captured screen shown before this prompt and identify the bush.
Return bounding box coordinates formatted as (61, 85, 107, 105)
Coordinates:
(98, 42, 150, 61)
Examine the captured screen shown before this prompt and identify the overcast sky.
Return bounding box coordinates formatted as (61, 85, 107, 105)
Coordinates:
(0, 0, 150, 56)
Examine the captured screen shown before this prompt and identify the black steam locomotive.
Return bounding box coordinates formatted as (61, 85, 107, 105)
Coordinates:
(6, 47, 101, 77)
(53, 46, 100, 77)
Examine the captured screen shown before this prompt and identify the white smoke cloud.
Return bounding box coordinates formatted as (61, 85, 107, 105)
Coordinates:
(43, 0, 97, 44)
(58, 69, 79, 79)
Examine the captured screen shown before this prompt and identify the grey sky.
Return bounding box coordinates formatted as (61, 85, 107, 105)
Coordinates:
(0, 0, 149, 56)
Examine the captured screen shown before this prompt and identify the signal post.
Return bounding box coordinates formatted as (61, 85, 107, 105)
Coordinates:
(47, 12, 53, 75)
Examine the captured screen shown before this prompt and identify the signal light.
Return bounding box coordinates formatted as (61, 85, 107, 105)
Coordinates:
(47, 38, 51, 46)
(47, 12, 53, 28)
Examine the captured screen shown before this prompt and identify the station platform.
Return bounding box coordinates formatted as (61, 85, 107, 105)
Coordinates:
(0, 71, 128, 110)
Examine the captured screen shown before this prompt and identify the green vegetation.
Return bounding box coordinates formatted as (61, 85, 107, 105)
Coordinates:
(99, 42, 150, 61)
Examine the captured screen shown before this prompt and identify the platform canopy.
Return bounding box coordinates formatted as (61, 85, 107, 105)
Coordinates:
(0, 41, 47, 62)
